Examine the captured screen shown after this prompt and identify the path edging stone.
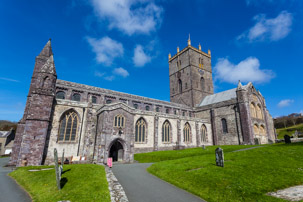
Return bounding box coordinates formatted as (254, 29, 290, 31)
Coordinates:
(105, 166, 129, 202)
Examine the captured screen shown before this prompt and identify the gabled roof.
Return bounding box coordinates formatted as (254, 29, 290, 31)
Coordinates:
(198, 83, 251, 107)
(198, 88, 237, 107)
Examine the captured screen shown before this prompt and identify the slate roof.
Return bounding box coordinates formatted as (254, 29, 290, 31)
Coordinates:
(198, 88, 237, 107)
(0, 131, 10, 138)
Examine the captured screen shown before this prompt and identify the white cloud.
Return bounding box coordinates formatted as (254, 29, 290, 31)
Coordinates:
(133, 45, 151, 67)
(0, 77, 20, 82)
(94, 68, 129, 81)
(104, 75, 115, 81)
(214, 57, 275, 84)
(94, 71, 105, 77)
(87, 36, 124, 66)
(90, 0, 163, 35)
(278, 99, 294, 108)
(113, 67, 129, 78)
(237, 11, 293, 42)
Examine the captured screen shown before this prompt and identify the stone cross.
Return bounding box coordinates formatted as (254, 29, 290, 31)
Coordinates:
(54, 148, 61, 190)
(215, 147, 224, 167)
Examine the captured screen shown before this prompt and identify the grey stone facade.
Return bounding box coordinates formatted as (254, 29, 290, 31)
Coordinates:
(10, 39, 275, 166)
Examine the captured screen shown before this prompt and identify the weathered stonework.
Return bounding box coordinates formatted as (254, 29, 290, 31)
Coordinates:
(10, 39, 276, 166)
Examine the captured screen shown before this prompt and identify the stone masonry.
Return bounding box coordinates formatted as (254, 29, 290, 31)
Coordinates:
(10, 38, 275, 166)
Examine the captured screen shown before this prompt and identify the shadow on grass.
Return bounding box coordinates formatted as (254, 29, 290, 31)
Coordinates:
(62, 169, 71, 174)
(60, 177, 68, 188)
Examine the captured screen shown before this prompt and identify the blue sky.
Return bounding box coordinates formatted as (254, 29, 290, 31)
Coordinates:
(0, 0, 302, 121)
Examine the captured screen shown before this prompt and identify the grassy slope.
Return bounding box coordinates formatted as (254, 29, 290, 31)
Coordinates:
(9, 164, 111, 202)
(276, 124, 303, 139)
(134, 144, 257, 163)
(136, 143, 303, 202)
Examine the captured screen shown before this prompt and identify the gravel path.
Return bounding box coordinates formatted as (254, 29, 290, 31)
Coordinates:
(112, 163, 205, 202)
(0, 157, 31, 202)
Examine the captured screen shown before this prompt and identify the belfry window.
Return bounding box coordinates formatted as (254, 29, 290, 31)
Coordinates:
(183, 123, 191, 143)
(56, 91, 65, 99)
(114, 114, 125, 128)
(72, 93, 81, 102)
(58, 110, 79, 142)
(162, 121, 171, 143)
(178, 79, 182, 93)
(221, 118, 228, 133)
(135, 118, 146, 143)
(201, 77, 205, 91)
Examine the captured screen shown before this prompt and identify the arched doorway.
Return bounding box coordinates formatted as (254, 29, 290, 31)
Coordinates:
(109, 140, 124, 162)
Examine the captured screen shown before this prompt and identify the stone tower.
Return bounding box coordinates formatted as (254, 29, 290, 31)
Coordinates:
(169, 37, 214, 107)
(10, 39, 57, 166)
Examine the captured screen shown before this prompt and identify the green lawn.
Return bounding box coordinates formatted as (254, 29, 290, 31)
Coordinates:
(9, 164, 111, 202)
(276, 124, 303, 139)
(136, 143, 303, 202)
(134, 144, 258, 163)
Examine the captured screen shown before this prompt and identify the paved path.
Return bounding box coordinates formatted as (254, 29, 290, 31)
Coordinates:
(112, 163, 205, 202)
(232, 146, 265, 152)
(0, 157, 31, 202)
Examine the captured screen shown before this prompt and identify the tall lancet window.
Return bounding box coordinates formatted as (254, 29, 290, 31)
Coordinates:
(135, 118, 146, 143)
(183, 123, 191, 143)
(162, 121, 171, 143)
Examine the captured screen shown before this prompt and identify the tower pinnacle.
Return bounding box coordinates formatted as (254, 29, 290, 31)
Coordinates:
(39, 39, 53, 57)
(188, 34, 191, 46)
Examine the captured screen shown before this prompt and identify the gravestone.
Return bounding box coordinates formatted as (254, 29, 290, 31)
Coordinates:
(215, 147, 224, 167)
(202, 145, 205, 150)
(284, 135, 291, 144)
(118, 149, 123, 162)
(54, 148, 61, 190)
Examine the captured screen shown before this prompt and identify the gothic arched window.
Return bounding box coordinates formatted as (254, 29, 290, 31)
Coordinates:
(250, 103, 257, 118)
(183, 123, 191, 143)
(201, 124, 207, 142)
(178, 79, 182, 93)
(145, 105, 150, 111)
(106, 99, 112, 104)
(72, 93, 81, 102)
(135, 118, 146, 143)
(201, 77, 205, 91)
(58, 110, 79, 142)
(114, 114, 125, 128)
(256, 104, 263, 119)
(162, 120, 171, 143)
(221, 118, 228, 133)
(260, 125, 266, 135)
(56, 91, 65, 99)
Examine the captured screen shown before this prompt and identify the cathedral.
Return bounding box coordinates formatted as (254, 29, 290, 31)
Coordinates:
(9, 38, 275, 166)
